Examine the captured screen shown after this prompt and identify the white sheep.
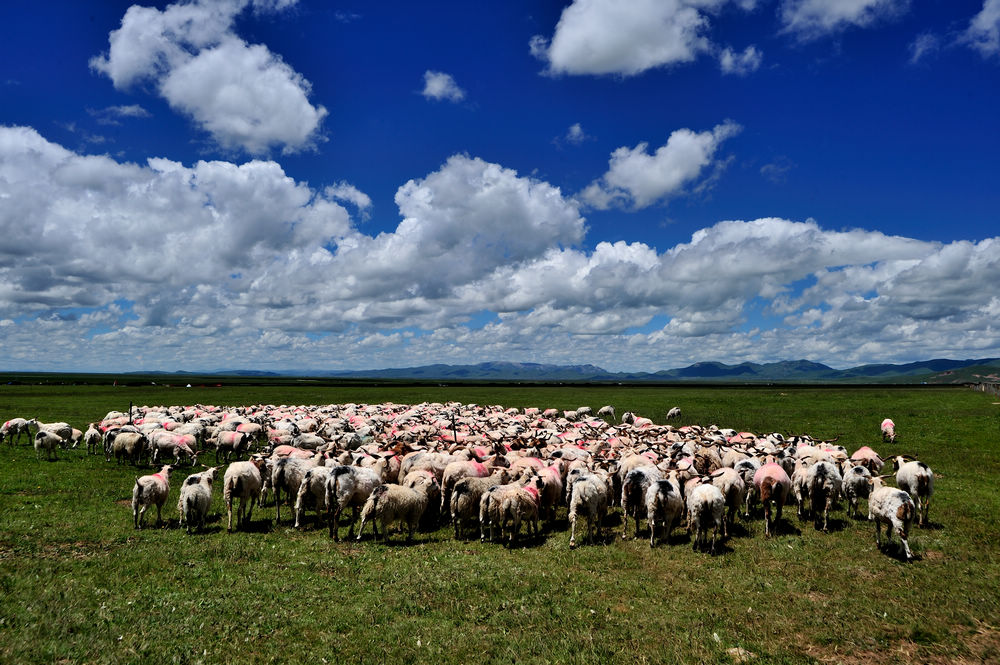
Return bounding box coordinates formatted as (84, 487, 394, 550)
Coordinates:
(621, 465, 662, 539)
(269, 454, 321, 525)
(806, 460, 842, 532)
(645, 473, 683, 548)
(224, 457, 266, 532)
(868, 476, 915, 560)
(294, 465, 334, 529)
(34, 430, 62, 461)
(2, 417, 37, 445)
(326, 464, 383, 540)
(499, 476, 544, 545)
(178, 467, 217, 534)
(596, 405, 615, 420)
(568, 471, 610, 548)
(84, 423, 102, 455)
(709, 467, 747, 537)
(841, 463, 872, 519)
(132, 465, 173, 529)
(893, 456, 934, 527)
(450, 470, 511, 539)
(687, 481, 725, 554)
(666, 406, 682, 421)
(355, 474, 438, 542)
(880, 418, 896, 443)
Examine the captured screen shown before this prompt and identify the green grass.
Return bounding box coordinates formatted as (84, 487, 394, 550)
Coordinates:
(2, 383, 999, 664)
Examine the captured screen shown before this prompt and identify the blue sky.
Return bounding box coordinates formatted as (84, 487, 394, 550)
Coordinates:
(1, 0, 998, 372)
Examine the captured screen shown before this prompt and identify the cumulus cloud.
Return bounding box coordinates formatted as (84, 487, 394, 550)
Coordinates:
(89, 0, 326, 155)
(961, 0, 1000, 57)
(531, 0, 757, 77)
(2, 126, 999, 372)
(719, 45, 762, 75)
(580, 122, 741, 210)
(779, 0, 910, 41)
(421, 71, 466, 102)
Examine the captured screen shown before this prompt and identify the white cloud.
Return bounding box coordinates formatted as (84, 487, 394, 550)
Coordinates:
(719, 45, 762, 75)
(90, 0, 326, 155)
(2, 126, 999, 372)
(779, 0, 910, 41)
(531, 0, 756, 77)
(566, 123, 587, 145)
(908, 33, 940, 64)
(581, 122, 741, 210)
(421, 71, 466, 102)
(962, 0, 1000, 57)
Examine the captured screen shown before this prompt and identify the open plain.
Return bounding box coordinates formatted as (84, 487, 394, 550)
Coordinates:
(1, 381, 999, 664)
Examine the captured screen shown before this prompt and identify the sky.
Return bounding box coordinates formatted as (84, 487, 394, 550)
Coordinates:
(1, 0, 998, 373)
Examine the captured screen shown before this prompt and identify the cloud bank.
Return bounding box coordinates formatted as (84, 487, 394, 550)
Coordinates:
(2, 126, 999, 372)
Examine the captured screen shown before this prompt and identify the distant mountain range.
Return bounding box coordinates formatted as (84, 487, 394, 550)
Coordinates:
(173, 357, 1000, 383)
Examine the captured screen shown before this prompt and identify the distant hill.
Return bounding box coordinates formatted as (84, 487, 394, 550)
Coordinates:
(316, 357, 1000, 383)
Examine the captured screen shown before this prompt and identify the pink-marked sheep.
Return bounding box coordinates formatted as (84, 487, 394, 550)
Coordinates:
(440, 456, 507, 514)
(880, 418, 896, 443)
(849, 446, 884, 474)
(479, 474, 543, 543)
(753, 461, 791, 537)
(450, 470, 511, 539)
(537, 463, 564, 527)
(224, 457, 265, 532)
(355, 473, 438, 542)
(326, 464, 383, 540)
(214, 431, 250, 463)
(568, 471, 610, 548)
(132, 465, 173, 529)
(893, 456, 934, 527)
(688, 481, 725, 554)
(868, 476, 915, 560)
(178, 467, 217, 534)
(2, 417, 37, 445)
(646, 473, 683, 548)
(499, 476, 544, 545)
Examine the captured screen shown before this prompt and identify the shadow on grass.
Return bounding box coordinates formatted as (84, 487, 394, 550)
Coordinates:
(919, 521, 945, 531)
(773, 519, 801, 537)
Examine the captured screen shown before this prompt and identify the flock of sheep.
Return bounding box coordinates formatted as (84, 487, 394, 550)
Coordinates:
(2, 405, 934, 559)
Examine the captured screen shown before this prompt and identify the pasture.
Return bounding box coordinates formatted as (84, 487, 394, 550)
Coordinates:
(1, 381, 999, 664)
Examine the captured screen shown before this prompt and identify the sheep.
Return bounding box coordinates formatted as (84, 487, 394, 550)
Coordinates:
(178, 467, 217, 534)
(646, 472, 683, 548)
(355, 473, 438, 542)
(450, 470, 511, 539)
(439, 456, 506, 514)
(621, 465, 662, 539)
(568, 471, 610, 548)
(215, 431, 250, 463)
(733, 457, 760, 517)
(841, 463, 872, 519)
(753, 461, 791, 537)
(479, 474, 543, 543)
(132, 465, 173, 529)
(34, 430, 62, 461)
(110, 431, 148, 466)
(36, 421, 73, 448)
(596, 405, 615, 420)
(224, 456, 266, 532)
(880, 418, 896, 443)
(497, 475, 545, 545)
(666, 406, 682, 421)
(326, 464, 383, 540)
(2, 417, 37, 445)
(294, 466, 333, 529)
(849, 446, 884, 474)
(893, 456, 934, 527)
(709, 467, 747, 537)
(806, 461, 843, 532)
(84, 423, 102, 455)
(269, 454, 321, 525)
(868, 476, 915, 560)
(687, 481, 725, 554)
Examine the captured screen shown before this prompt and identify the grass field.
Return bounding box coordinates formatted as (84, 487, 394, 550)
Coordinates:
(1, 382, 999, 664)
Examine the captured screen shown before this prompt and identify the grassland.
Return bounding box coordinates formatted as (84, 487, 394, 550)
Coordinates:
(1, 382, 999, 664)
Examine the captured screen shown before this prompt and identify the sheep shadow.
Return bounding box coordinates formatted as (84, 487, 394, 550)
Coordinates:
(772, 519, 801, 537)
(919, 521, 945, 531)
(879, 542, 919, 563)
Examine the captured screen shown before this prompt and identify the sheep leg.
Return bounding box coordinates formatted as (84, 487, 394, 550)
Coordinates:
(227, 499, 234, 532)
(898, 527, 913, 560)
(874, 519, 883, 549)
